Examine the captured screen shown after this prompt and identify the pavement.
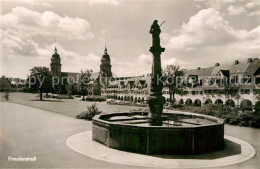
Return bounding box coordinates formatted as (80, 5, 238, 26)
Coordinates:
(67, 131, 256, 168)
(0, 102, 145, 169)
(0, 101, 260, 169)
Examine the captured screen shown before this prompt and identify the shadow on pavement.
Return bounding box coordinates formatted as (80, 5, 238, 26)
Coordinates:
(151, 139, 241, 159)
(30, 99, 64, 102)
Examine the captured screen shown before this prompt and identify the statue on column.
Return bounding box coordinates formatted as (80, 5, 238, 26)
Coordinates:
(148, 20, 165, 125)
(149, 20, 161, 47)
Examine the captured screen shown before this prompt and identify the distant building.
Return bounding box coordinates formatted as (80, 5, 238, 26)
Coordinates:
(175, 58, 260, 110)
(0, 76, 12, 91)
(99, 46, 113, 84)
(0, 76, 27, 92)
(50, 47, 62, 77)
(101, 58, 260, 110)
(88, 46, 113, 95)
(49, 44, 260, 110)
(9, 78, 26, 91)
(49, 46, 111, 95)
(101, 75, 150, 102)
(50, 46, 73, 93)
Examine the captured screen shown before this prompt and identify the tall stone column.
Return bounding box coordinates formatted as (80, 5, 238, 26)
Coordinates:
(147, 20, 165, 124)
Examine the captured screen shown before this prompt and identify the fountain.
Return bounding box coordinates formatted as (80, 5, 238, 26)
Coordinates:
(92, 20, 224, 155)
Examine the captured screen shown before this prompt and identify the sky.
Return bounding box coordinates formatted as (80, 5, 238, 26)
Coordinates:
(1, 0, 260, 78)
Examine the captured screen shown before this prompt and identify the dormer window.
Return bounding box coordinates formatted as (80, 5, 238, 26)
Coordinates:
(255, 77, 260, 84)
(242, 75, 251, 84)
(231, 75, 239, 84)
(208, 78, 215, 85)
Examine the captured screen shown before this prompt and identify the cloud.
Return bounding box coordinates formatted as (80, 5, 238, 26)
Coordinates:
(165, 7, 260, 67)
(0, 6, 96, 66)
(246, 0, 260, 9)
(194, 0, 239, 10)
(225, 0, 260, 16)
(44, 43, 102, 72)
(246, 0, 260, 16)
(167, 8, 240, 49)
(1, 29, 39, 57)
(0, 6, 94, 61)
(0, 6, 101, 77)
(1, 7, 94, 40)
(227, 5, 246, 15)
(15, 0, 53, 8)
(89, 0, 121, 6)
(196, 0, 260, 16)
(109, 53, 152, 77)
(113, 54, 188, 76)
(166, 8, 260, 49)
(248, 10, 260, 16)
(162, 58, 179, 68)
(138, 54, 152, 65)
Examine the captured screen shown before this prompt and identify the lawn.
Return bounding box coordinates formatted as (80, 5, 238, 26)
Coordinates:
(0, 92, 147, 117)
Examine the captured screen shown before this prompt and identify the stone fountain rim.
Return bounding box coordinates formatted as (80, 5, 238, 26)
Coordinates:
(92, 111, 225, 129)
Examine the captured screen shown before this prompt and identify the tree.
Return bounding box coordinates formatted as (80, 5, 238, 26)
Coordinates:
(79, 69, 93, 100)
(255, 95, 260, 113)
(163, 65, 184, 104)
(28, 67, 53, 100)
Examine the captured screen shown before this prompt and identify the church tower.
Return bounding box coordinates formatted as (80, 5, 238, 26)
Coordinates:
(50, 47, 62, 77)
(99, 46, 112, 85)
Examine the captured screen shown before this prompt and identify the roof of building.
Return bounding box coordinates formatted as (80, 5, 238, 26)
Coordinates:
(1, 75, 7, 79)
(183, 67, 214, 77)
(9, 78, 26, 85)
(62, 72, 79, 79)
(0, 76, 11, 84)
(210, 59, 259, 76)
(61, 71, 100, 83)
(245, 58, 260, 75)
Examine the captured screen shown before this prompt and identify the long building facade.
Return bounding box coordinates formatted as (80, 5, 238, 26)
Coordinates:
(101, 58, 260, 110)
(48, 44, 260, 110)
(101, 75, 151, 102)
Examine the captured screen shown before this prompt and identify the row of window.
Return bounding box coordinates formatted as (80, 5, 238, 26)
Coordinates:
(253, 89, 260, 94)
(106, 77, 260, 91)
(186, 76, 260, 86)
(0, 85, 11, 88)
(104, 89, 253, 96)
(104, 90, 149, 95)
(181, 89, 252, 95)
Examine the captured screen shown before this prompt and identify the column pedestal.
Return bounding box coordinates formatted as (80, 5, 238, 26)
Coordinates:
(148, 46, 165, 125)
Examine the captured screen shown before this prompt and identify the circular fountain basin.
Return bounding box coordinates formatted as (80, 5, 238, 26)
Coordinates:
(92, 111, 224, 155)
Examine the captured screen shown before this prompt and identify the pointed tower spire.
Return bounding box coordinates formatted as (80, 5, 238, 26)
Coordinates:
(51, 38, 61, 77)
(54, 37, 57, 53)
(54, 46, 57, 53)
(104, 38, 107, 54)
